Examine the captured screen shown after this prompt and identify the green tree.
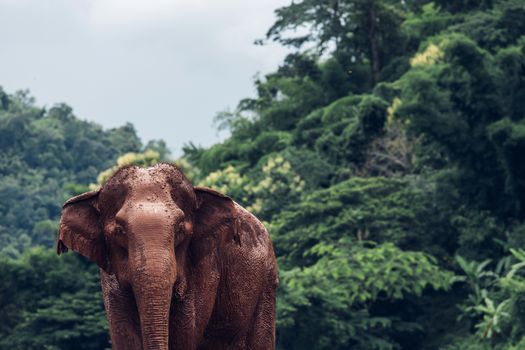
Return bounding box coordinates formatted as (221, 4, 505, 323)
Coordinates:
(264, 0, 409, 84)
(0, 248, 109, 350)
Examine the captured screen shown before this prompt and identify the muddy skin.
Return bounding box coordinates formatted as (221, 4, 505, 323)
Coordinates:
(57, 163, 278, 350)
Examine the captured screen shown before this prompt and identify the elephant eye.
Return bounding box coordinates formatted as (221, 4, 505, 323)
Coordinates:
(115, 225, 126, 235)
(177, 221, 185, 233)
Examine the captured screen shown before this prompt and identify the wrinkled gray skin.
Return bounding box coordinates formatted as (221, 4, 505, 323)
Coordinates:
(57, 164, 278, 350)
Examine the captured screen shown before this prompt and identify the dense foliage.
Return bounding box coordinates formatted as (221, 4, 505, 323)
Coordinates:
(0, 91, 164, 256)
(0, 248, 109, 350)
(1, 0, 525, 348)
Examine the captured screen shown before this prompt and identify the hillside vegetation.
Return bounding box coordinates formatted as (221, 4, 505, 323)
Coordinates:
(1, 0, 525, 349)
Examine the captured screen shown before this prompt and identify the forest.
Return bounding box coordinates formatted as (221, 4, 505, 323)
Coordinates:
(1, 0, 525, 349)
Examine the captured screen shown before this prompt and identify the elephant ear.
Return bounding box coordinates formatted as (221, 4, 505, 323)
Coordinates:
(57, 190, 109, 272)
(193, 186, 240, 244)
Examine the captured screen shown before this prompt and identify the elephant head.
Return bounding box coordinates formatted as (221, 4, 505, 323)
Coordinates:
(56, 163, 237, 350)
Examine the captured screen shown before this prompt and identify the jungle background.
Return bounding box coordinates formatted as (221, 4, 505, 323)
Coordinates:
(1, 0, 525, 349)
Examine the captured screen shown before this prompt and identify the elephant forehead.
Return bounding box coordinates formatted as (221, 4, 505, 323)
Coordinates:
(103, 168, 169, 198)
(128, 169, 166, 189)
(129, 181, 171, 200)
(117, 201, 184, 223)
(100, 164, 196, 218)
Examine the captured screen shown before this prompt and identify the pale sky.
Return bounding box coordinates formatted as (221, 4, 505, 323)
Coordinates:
(0, 0, 291, 156)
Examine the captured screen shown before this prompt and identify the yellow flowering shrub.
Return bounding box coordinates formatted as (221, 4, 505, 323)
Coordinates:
(196, 156, 305, 219)
(410, 43, 444, 67)
(197, 165, 250, 201)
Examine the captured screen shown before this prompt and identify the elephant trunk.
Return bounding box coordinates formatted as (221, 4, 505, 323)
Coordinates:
(132, 252, 176, 350)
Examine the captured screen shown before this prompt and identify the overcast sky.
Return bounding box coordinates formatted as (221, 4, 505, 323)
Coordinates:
(0, 0, 291, 156)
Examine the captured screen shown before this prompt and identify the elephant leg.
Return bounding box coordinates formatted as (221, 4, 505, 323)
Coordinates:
(169, 296, 200, 350)
(199, 287, 277, 350)
(197, 288, 276, 350)
(100, 272, 143, 350)
(244, 287, 277, 350)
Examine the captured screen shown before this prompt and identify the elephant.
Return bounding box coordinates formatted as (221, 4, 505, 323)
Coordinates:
(56, 163, 278, 350)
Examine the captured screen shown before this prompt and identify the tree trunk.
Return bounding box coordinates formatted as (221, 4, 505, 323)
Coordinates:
(367, 0, 381, 84)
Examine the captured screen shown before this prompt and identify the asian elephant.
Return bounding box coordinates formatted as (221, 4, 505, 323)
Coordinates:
(56, 163, 278, 350)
